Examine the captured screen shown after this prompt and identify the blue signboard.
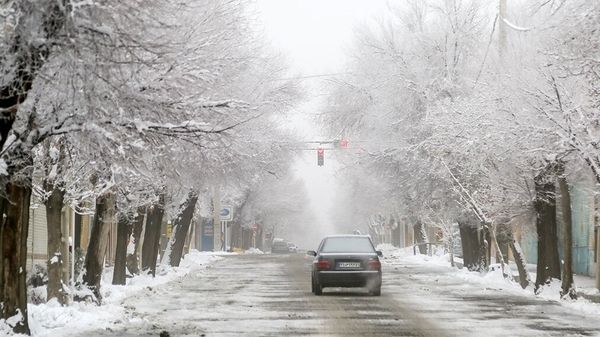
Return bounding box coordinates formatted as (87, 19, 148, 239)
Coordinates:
(220, 206, 233, 221)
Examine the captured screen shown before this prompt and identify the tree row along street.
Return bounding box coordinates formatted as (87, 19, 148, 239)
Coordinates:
(36, 253, 600, 337)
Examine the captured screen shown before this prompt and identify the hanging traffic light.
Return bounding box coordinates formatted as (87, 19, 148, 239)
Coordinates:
(334, 139, 349, 149)
(317, 148, 324, 166)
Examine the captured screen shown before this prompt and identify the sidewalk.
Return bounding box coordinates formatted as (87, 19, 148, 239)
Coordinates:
(7, 251, 223, 337)
(574, 274, 600, 302)
(521, 263, 600, 300)
(488, 261, 600, 301)
(383, 244, 600, 304)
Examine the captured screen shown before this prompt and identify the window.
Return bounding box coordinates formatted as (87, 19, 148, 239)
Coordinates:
(321, 237, 374, 253)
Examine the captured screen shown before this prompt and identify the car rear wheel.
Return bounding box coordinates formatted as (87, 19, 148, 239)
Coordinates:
(313, 278, 323, 295)
(369, 285, 381, 296)
(315, 284, 323, 295)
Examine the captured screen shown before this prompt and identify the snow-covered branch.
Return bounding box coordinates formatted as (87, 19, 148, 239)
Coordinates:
(501, 17, 534, 32)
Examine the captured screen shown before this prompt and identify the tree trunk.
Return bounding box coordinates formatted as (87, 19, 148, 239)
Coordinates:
(490, 224, 508, 277)
(507, 227, 530, 289)
(256, 227, 263, 250)
(112, 212, 132, 285)
(509, 238, 530, 289)
(392, 224, 401, 247)
(448, 226, 455, 267)
(141, 194, 165, 276)
(0, 183, 32, 334)
(184, 219, 195, 254)
(534, 164, 561, 293)
(496, 225, 511, 264)
(413, 221, 427, 254)
(459, 222, 482, 271)
(0, 3, 68, 333)
(43, 137, 68, 304)
(559, 173, 576, 299)
(126, 206, 145, 275)
(82, 191, 116, 303)
(458, 220, 489, 272)
(45, 186, 68, 304)
(479, 225, 491, 271)
(167, 192, 198, 267)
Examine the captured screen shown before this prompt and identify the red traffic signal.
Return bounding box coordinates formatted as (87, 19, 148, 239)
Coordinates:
(317, 148, 324, 166)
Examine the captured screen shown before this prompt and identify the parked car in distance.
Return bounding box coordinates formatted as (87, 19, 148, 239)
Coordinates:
(308, 235, 382, 296)
(271, 239, 290, 254)
(287, 242, 297, 253)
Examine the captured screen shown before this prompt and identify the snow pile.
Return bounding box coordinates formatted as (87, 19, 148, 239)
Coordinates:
(563, 297, 600, 316)
(381, 244, 600, 318)
(0, 158, 8, 176)
(377, 243, 450, 265)
(210, 251, 240, 256)
(375, 243, 398, 254)
(0, 310, 24, 336)
(376, 243, 412, 259)
(14, 250, 222, 337)
(244, 248, 264, 254)
(0, 321, 12, 336)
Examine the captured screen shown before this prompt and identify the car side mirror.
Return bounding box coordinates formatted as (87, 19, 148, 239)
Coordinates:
(376, 250, 383, 257)
(306, 250, 317, 257)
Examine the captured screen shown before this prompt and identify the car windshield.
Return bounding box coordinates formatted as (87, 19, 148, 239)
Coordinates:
(321, 237, 374, 253)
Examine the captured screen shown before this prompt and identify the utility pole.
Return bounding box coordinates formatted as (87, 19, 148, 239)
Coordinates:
(488, 0, 507, 266)
(212, 186, 221, 252)
(499, 0, 507, 55)
(596, 196, 600, 290)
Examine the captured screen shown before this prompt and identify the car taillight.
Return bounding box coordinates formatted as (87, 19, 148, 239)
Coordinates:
(368, 258, 381, 270)
(316, 259, 331, 270)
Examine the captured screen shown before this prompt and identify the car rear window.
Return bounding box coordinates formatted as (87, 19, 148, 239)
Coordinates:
(321, 237, 375, 253)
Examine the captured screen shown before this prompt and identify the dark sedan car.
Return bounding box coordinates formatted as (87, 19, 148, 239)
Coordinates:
(308, 235, 382, 296)
(271, 239, 290, 254)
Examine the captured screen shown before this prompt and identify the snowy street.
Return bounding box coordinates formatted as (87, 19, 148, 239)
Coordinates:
(41, 252, 600, 337)
(2, 1, 600, 336)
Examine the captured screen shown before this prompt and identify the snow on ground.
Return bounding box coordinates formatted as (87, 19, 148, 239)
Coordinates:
(244, 248, 264, 254)
(377, 244, 600, 318)
(6, 245, 600, 336)
(1, 250, 222, 337)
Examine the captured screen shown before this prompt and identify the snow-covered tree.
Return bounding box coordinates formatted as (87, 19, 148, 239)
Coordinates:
(1, 0, 300, 332)
(323, 0, 598, 295)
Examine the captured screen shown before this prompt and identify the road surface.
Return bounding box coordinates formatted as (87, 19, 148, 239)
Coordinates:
(78, 253, 600, 337)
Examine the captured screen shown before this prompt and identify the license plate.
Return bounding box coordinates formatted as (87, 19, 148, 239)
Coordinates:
(337, 262, 361, 268)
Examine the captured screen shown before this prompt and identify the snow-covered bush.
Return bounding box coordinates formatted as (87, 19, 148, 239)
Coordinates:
(27, 264, 48, 288)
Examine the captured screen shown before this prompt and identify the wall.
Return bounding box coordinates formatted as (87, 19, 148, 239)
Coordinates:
(570, 183, 595, 276)
(26, 202, 92, 281)
(26, 204, 48, 271)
